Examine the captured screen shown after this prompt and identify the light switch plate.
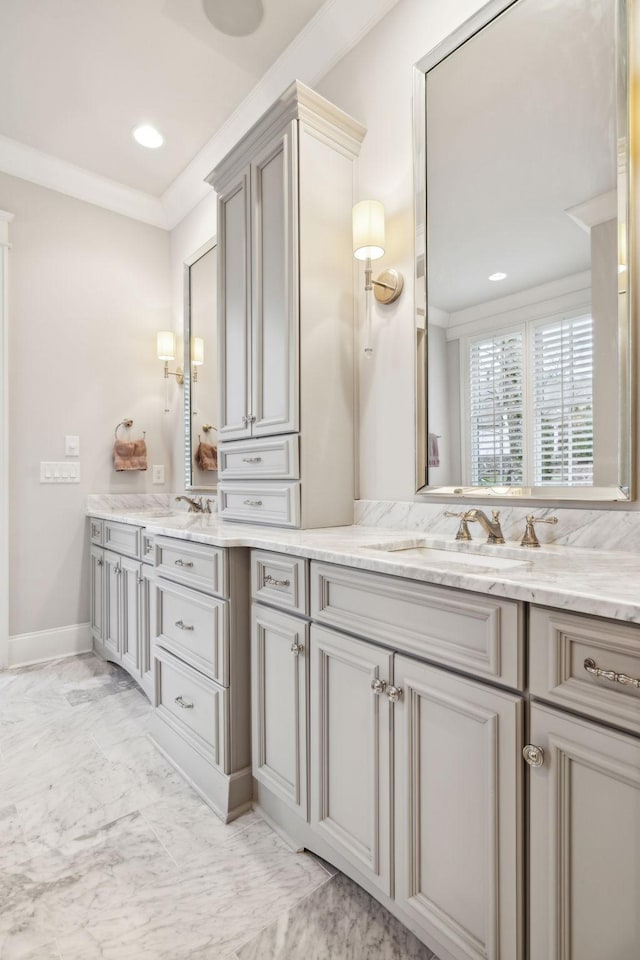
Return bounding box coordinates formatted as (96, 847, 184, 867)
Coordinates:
(152, 464, 165, 484)
(40, 461, 80, 483)
(65, 435, 80, 457)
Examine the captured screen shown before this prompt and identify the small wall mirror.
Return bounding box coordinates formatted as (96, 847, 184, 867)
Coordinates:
(184, 238, 218, 491)
(414, 0, 633, 500)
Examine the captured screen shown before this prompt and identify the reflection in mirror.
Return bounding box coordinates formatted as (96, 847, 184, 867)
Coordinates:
(184, 239, 218, 491)
(414, 0, 631, 500)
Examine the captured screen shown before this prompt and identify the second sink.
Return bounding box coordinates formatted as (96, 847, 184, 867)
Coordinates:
(368, 542, 530, 571)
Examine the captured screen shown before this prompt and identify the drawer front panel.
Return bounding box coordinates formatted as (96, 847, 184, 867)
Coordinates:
(218, 436, 300, 480)
(251, 550, 308, 615)
(311, 562, 524, 690)
(529, 606, 640, 734)
(155, 648, 227, 770)
(155, 537, 228, 598)
(156, 580, 229, 686)
(218, 481, 301, 528)
(104, 521, 141, 559)
(89, 518, 104, 545)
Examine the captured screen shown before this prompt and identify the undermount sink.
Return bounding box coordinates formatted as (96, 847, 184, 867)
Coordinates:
(368, 542, 530, 571)
(126, 510, 177, 518)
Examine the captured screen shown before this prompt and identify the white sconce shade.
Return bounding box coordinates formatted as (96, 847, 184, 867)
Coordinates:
(156, 331, 176, 361)
(352, 200, 385, 261)
(191, 336, 204, 366)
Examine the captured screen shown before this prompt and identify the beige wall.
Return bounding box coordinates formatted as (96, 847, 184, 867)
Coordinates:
(1, 173, 172, 635)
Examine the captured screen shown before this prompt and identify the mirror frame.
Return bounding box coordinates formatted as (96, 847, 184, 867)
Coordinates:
(413, 0, 634, 501)
(183, 236, 217, 492)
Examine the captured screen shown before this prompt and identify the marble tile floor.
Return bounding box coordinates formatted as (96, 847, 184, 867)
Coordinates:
(0, 654, 438, 960)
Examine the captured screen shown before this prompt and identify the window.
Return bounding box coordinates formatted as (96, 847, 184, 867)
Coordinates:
(467, 314, 593, 487)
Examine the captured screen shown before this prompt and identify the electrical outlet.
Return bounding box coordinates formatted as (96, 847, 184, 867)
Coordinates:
(152, 464, 165, 484)
(65, 435, 80, 456)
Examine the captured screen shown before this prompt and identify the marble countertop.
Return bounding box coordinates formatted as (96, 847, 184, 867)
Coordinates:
(88, 507, 640, 624)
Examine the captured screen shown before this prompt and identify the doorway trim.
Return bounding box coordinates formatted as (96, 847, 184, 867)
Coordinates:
(0, 210, 13, 669)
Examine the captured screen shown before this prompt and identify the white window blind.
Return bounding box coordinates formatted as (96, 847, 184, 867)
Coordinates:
(467, 314, 594, 487)
(532, 315, 593, 485)
(469, 332, 524, 485)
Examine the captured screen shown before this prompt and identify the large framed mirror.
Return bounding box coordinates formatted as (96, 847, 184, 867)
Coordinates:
(184, 238, 218, 491)
(414, 0, 633, 500)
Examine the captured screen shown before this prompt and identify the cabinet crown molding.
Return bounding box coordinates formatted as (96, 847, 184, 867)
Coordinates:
(208, 79, 366, 193)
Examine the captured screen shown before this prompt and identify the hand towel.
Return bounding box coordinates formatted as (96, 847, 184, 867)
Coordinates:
(114, 438, 148, 472)
(196, 441, 218, 471)
(428, 432, 440, 468)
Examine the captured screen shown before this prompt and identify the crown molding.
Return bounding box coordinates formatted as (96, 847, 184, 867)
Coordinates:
(0, 0, 398, 231)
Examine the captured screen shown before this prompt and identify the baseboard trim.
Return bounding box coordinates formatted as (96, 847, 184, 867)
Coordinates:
(8, 622, 92, 668)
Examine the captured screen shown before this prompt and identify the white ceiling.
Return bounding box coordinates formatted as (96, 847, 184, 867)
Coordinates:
(0, 0, 332, 195)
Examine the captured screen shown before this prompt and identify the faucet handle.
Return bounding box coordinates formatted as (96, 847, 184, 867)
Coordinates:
(444, 510, 476, 541)
(520, 514, 558, 548)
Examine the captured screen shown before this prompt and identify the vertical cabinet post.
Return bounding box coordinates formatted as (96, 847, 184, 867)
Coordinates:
(89, 544, 104, 644)
(103, 549, 121, 660)
(120, 555, 141, 676)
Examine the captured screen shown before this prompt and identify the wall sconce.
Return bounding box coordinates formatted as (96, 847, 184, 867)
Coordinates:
(157, 331, 183, 384)
(352, 200, 404, 357)
(191, 336, 204, 382)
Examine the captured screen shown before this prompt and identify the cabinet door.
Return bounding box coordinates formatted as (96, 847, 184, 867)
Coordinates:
(529, 703, 640, 960)
(394, 654, 524, 960)
(120, 556, 141, 677)
(89, 545, 104, 643)
(252, 604, 308, 818)
(250, 123, 299, 437)
(139, 565, 156, 700)
(310, 624, 393, 895)
(103, 550, 121, 660)
(218, 168, 252, 441)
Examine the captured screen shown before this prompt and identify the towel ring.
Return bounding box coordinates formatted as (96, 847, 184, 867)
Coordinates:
(115, 419, 146, 441)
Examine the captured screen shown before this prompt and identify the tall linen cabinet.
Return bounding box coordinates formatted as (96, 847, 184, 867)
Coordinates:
(209, 81, 365, 529)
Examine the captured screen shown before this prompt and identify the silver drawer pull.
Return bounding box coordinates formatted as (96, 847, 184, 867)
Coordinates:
(175, 620, 195, 631)
(244, 499, 263, 507)
(290, 641, 304, 656)
(175, 695, 194, 709)
(264, 574, 291, 588)
(174, 559, 194, 568)
(97, 558, 103, 567)
(386, 685, 403, 703)
(242, 457, 263, 464)
(523, 744, 545, 768)
(371, 678, 387, 695)
(136, 575, 144, 585)
(584, 657, 640, 689)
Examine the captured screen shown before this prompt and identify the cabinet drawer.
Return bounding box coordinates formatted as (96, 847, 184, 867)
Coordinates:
(218, 481, 301, 528)
(251, 550, 308, 615)
(89, 517, 103, 545)
(311, 562, 524, 690)
(529, 606, 640, 735)
(155, 648, 227, 771)
(155, 537, 228, 598)
(155, 580, 229, 686)
(141, 531, 155, 565)
(103, 520, 141, 559)
(218, 436, 300, 480)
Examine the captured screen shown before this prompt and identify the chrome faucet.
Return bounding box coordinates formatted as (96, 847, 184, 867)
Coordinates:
(175, 495, 213, 514)
(466, 509, 505, 544)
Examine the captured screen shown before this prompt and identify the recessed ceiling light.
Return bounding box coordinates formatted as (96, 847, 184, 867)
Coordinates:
(202, 0, 264, 36)
(488, 272, 507, 282)
(132, 124, 164, 149)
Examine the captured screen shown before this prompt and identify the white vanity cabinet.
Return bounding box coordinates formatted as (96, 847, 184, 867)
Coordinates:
(527, 606, 640, 960)
(210, 81, 365, 529)
(151, 536, 252, 821)
(89, 518, 155, 700)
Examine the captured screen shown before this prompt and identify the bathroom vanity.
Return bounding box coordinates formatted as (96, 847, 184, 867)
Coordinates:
(87, 507, 640, 960)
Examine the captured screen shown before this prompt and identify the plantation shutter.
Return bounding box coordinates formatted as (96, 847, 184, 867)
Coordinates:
(532, 315, 594, 485)
(469, 332, 524, 485)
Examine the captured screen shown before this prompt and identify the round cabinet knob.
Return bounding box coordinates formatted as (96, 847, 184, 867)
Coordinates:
(290, 642, 304, 656)
(523, 744, 545, 768)
(371, 678, 387, 695)
(386, 685, 403, 703)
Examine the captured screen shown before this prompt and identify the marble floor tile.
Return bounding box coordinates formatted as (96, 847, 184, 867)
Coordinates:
(13, 943, 62, 960)
(236, 872, 437, 960)
(0, 804, 32, 871)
